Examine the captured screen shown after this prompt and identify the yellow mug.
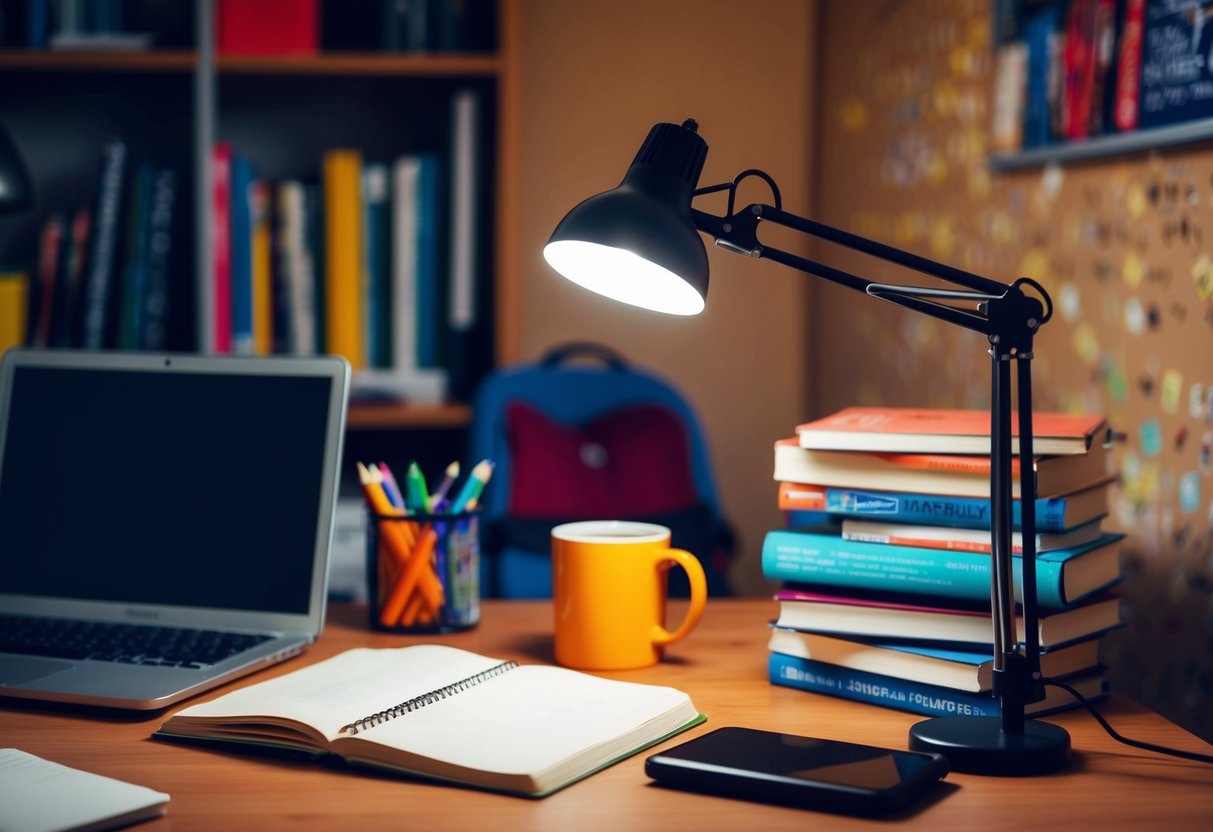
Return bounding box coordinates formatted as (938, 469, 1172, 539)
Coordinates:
(552, 520, 707, 670)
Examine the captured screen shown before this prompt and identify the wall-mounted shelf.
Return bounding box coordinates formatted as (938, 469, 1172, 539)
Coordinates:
(0, 51, 500, 76)
(347, 402, 474, 431)
(0, 50, 196, 71)
(989, 117, 1213, 171)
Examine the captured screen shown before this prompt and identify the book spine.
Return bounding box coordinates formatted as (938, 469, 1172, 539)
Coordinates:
(390, 155, 420, 370)
(251, 178, 273, 354)
(140, 169, 176, 351)
(228, 153, 255, 355)
(415, 153, 440, 369)
(212, 143, 233, 353)
(81, 139, 127, 349)
(32, 215, 64, 347)
(323, 148, 365, 368)
(761, 528, 1069, 607)
(769, 651, 1003, 717)
(1113, 0, 1145, 132)
(778, 483, 1075, 532)
(362, 161, 390, 368)
(0, 272, 29, 352)
(116, 162, 154, 350)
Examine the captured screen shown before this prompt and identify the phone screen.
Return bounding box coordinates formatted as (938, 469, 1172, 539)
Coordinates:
(646, 727, 948, 813)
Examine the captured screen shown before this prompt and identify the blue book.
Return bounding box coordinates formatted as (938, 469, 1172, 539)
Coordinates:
(781, 482, 1109, 532)
(762, 525, 1124, 608)
(1021, 3, 1062, 148)
(415, 154, 441, 368)
(767, 628, 1103, 693)
(228, 153, 256, 355)
(768, 651, 1105, 719)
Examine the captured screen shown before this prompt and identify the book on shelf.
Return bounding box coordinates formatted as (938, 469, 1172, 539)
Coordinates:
(774, 588, 1123, 650)
(155, 644, 703, 798)
(363, 161, 392, 369)
(445, 87, 483, 400)
(116, 161, 155, 350)
(761, 525, 1124, 608)
(228, 152, 256, 355)
(990, 40, 1028, 153)
(774, 438, 1111, 500)
(251, 179, 274, 355)
(769, 650, 1106, 719)
(767, 628, 1103, 693)
(777, 480, 1112, 532)
(796, 406, 1109, 456)
(276, 180, 317, 355)
(391, 154, 422, 371)
(349, 367, 448, 404)
(1113, 0, 1146, 132)
(323, 148, 366, 369)
(211, 142, 234, 354)
(139, 168, 177, 351)
(0, 271, 28, 353)
(1139, 0, 1213, 128)
(839, 515, 1104, 554)
(217, 0, 319, 56)
(81, 138, 127, 350)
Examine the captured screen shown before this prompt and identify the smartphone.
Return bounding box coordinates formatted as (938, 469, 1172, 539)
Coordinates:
(645, 727, 949, 815)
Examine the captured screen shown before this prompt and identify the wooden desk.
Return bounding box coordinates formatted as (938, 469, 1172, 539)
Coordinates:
(4, 600, 1211, 830)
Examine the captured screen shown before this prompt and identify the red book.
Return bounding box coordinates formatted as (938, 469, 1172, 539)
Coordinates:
(217, 0, 318, 56)
(796, 406, 1109, 456)
(212, 143, 233, 353)
(1114, 0, 1146, 131)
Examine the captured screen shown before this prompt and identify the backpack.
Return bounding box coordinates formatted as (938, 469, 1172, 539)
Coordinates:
(468, 342, 735, 598)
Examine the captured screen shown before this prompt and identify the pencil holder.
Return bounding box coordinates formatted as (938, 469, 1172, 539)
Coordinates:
(366, 509, 481, 633)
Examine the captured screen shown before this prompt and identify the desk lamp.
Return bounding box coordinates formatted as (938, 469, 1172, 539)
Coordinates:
(544, 118, 1070, 776)
(0, 124, 33, 213)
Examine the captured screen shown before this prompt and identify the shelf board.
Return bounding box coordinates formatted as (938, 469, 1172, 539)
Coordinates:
(989, 117, 1213, 170)
(0, 50, 500, 77)
(216, 52, 500, 76)
(346, 401, 473, 431)
(0, 49, 196, 71)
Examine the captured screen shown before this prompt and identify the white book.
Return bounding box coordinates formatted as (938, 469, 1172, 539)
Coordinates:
(391, 155, 421, 370)
(448, 88, 479, 332)
(0, 748, 169, 832)
(277, 181, 315, 355)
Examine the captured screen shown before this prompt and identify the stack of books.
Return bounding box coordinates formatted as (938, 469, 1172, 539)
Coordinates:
(763, 406, 1123, 718)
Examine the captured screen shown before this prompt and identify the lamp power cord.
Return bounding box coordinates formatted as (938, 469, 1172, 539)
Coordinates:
(1043, 679, 1213, 765)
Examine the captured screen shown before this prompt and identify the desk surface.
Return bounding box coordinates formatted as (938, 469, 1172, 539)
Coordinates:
(4, 599, 1212, 831)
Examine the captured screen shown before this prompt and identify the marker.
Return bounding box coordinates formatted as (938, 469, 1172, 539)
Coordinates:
(449, 459, 494, 513)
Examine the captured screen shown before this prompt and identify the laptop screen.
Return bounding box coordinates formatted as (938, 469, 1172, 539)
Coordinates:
(0, 361, 341, 616)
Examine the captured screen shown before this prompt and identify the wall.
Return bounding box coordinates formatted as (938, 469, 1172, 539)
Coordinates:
(814, 0, 1213, 741)
(513, 0, 817, 595)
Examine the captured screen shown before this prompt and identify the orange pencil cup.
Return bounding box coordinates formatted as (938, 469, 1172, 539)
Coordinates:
(366, 510, 480, 633)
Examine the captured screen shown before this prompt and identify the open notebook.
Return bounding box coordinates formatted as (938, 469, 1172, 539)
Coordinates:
(0, 349, 349, 709)
(155, 645, 704, 797)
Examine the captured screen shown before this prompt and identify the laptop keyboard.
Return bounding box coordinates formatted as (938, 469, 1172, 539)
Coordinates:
(0, 615, 274, 669)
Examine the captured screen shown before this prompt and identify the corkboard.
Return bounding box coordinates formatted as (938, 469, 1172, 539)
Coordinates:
(813, 0, 1213, 741)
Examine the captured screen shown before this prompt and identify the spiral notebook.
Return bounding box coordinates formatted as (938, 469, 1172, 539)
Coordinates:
(154, 645, 704, 797)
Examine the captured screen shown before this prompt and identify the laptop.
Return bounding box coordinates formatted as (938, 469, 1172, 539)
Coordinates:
(0, 349, 350, 710)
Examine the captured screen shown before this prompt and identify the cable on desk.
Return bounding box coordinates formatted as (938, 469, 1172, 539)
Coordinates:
(1043, 678, 1213, 765)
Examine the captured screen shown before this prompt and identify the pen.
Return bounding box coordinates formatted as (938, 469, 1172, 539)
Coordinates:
(449, 459, 494, 513)
(405, 461, 432, 514)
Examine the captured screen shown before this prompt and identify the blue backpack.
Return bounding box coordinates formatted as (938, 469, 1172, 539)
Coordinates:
(468, 342, 734, 598)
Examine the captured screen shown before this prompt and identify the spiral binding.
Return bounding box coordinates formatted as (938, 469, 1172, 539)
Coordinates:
(339, 660, 519, 735)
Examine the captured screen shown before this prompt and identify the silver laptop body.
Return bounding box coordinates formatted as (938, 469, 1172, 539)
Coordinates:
(0, 349, 349, 709)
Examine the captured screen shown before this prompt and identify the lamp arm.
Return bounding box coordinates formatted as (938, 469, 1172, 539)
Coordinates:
(692, 182, 1057, 736)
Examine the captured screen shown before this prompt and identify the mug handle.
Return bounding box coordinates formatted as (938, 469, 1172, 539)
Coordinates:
(650, 548, 707, 647)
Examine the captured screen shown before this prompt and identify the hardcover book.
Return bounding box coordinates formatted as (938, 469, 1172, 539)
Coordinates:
(761, 525, 1124, 608)
(839, 516, 1104, 554)
(767, 628, 1102, 693)
(796, 406, 1108, 455)
(774, 588, 1123, 649)
(774, 438, 1111, 500)
(777, 481, 1111, 532)
(768, 651, 1106, 719)
(156, 645, 703, 797)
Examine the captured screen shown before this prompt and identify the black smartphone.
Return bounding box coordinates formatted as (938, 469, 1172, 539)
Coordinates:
(645, 727, 949, 815)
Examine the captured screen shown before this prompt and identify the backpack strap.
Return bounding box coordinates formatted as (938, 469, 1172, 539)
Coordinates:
(539, 342, 629, 372)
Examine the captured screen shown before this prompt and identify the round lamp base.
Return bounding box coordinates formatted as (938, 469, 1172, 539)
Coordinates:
(909, 716, 1071, 776)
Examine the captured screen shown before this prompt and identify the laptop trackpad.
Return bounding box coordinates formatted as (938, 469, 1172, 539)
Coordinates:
(0, 656, 76, 687)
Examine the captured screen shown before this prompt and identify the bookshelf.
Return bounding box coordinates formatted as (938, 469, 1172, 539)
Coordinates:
(0, 0, 520, 431)
(987, 0, 1213, 171)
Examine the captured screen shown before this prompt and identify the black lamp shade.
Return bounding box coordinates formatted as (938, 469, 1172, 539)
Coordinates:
(544, 120, 710, 315)
(0, 125, 33, 213)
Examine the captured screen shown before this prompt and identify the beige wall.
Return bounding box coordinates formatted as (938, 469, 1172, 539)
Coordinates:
(512, 0, 817, 595)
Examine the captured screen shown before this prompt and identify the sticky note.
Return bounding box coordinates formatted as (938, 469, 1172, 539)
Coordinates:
(1139, 420, 1163, 457)
(1161, 370, 1183, 414)
(1179, 471, 1200, 514)
(1124, 297, 1145, 334)
(1190, 384, 1205, 420)
(1127, 184, 1147, 218)
(1123, 252, 1144, 288)
(1193, 254, 1213, 301)
(1059, 282, 1081, 321)
(1072, 324, 1100, 365)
